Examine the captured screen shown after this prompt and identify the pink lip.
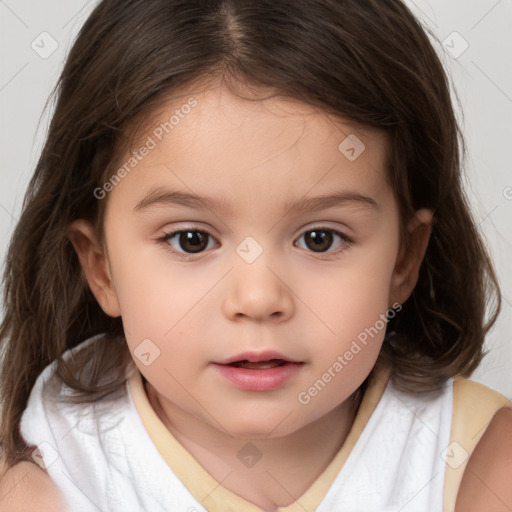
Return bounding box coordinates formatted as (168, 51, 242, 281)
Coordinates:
(214, 363, 302, 391)
(213, 350, 304, 391)
(215, 350, 301, 365)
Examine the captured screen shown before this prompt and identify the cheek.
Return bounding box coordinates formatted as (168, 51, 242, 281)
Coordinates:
(297, 236, 398, 389)
(306, 247, 397, 337)
(106, 234, 222, 378)
(299, 268, 394, 413)
(106, 231, 200, 332)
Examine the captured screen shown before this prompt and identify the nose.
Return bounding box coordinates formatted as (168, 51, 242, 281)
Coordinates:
(222, 253, 295, 323)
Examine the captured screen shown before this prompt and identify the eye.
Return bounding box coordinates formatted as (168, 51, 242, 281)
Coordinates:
(295, 227, 350, 254)
(159, 229, 218, 255)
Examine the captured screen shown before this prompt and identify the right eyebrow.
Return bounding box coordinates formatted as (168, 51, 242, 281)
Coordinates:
(133, 186, 235, 215)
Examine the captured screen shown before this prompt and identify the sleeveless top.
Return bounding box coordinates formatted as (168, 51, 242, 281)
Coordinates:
(19, 335, 510, 512)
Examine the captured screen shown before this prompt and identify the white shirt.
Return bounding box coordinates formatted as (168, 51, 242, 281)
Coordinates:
(20, 335, 452, 511)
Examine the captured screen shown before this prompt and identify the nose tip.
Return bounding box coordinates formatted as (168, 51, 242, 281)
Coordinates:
(222, 250, 295, 323)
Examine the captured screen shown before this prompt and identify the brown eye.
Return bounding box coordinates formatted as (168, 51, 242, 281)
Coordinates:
(295, 228, 349, 254)
(163, 230, 215, 254)
(304, 230, 333, 252)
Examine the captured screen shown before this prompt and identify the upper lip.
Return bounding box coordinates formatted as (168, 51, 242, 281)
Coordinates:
(214, 350, 302, 365)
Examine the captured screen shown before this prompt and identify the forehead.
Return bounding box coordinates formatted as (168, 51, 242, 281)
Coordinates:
(108, 84, 392, 213)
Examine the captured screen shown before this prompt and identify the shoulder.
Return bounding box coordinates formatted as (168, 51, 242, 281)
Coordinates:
(455, 406, 512, 511)
(453, 375, 509, 414)
(17, 336, 132, 506)
(0, 458, 66, 512)
(443, 377, 510, 511)
(450, 376, 509, 448)
(21, 334, 129, 439)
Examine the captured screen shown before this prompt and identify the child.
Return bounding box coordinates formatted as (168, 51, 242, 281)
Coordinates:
(0, 0, 511, 511)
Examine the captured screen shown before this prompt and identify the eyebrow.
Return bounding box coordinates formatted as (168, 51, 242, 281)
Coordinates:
(133, 186, 379, 215)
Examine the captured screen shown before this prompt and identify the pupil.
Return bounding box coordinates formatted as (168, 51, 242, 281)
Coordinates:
(306, 230, 332, 252)
(180, 231, 207, 253)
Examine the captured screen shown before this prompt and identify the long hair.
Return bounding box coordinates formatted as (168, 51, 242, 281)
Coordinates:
(0, 0, 500, 467)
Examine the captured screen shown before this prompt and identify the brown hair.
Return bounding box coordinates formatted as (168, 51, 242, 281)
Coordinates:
(0, 0, 500, 468)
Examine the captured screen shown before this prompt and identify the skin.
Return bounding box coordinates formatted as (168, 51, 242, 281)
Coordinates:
(455, 407, 512, 512)
(69, 83, 433, 510)
(0, 458, 65, 512)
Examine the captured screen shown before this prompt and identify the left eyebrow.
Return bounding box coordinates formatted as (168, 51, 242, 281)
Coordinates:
(282, 190, 379, 214)
(133, 186, 379, 215)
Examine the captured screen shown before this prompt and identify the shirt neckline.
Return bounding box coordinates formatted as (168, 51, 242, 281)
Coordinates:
(127, 360, 392, 511)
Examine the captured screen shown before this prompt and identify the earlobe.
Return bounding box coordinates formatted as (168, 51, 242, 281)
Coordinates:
(390, 209, 434, 306)
(68, 220, 121, 318)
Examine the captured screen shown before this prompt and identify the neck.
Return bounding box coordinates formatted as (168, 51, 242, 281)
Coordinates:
(145, 382, 362, 510)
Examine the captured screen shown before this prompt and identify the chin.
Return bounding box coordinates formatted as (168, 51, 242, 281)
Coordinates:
(220, 410, 305, 439)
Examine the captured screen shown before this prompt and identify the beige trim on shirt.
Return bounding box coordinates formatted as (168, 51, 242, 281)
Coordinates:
(442, 377, 510, 512)
(128, 362, 391, 511)
(128, 364, 509, 511)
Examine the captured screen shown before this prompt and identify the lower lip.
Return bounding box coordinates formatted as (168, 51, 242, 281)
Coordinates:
(213, 362, 303, 391)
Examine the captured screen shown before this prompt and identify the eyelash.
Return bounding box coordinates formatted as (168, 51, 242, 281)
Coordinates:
(157, 226, 353, 260)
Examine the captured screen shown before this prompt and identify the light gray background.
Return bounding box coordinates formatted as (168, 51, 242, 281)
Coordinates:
(1, 0, 511, 398)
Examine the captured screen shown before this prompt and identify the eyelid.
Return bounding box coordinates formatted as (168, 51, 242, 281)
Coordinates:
(294, 221, 353, 238)
(293, 225, 352, 256)
(158, 225, 220, 258)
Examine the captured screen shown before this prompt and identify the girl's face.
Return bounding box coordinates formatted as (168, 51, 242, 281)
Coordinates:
(73, 84, 430, 438)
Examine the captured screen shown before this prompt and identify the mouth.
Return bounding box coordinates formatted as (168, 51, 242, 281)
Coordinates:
(212, 351, 304, 391)
(215, 350, 302, 366)
(225, 358, 290, 370)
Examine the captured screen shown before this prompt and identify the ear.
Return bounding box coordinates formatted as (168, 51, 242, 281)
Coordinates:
(389, 209, 434, 307)
(68, 220, 121, 318)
